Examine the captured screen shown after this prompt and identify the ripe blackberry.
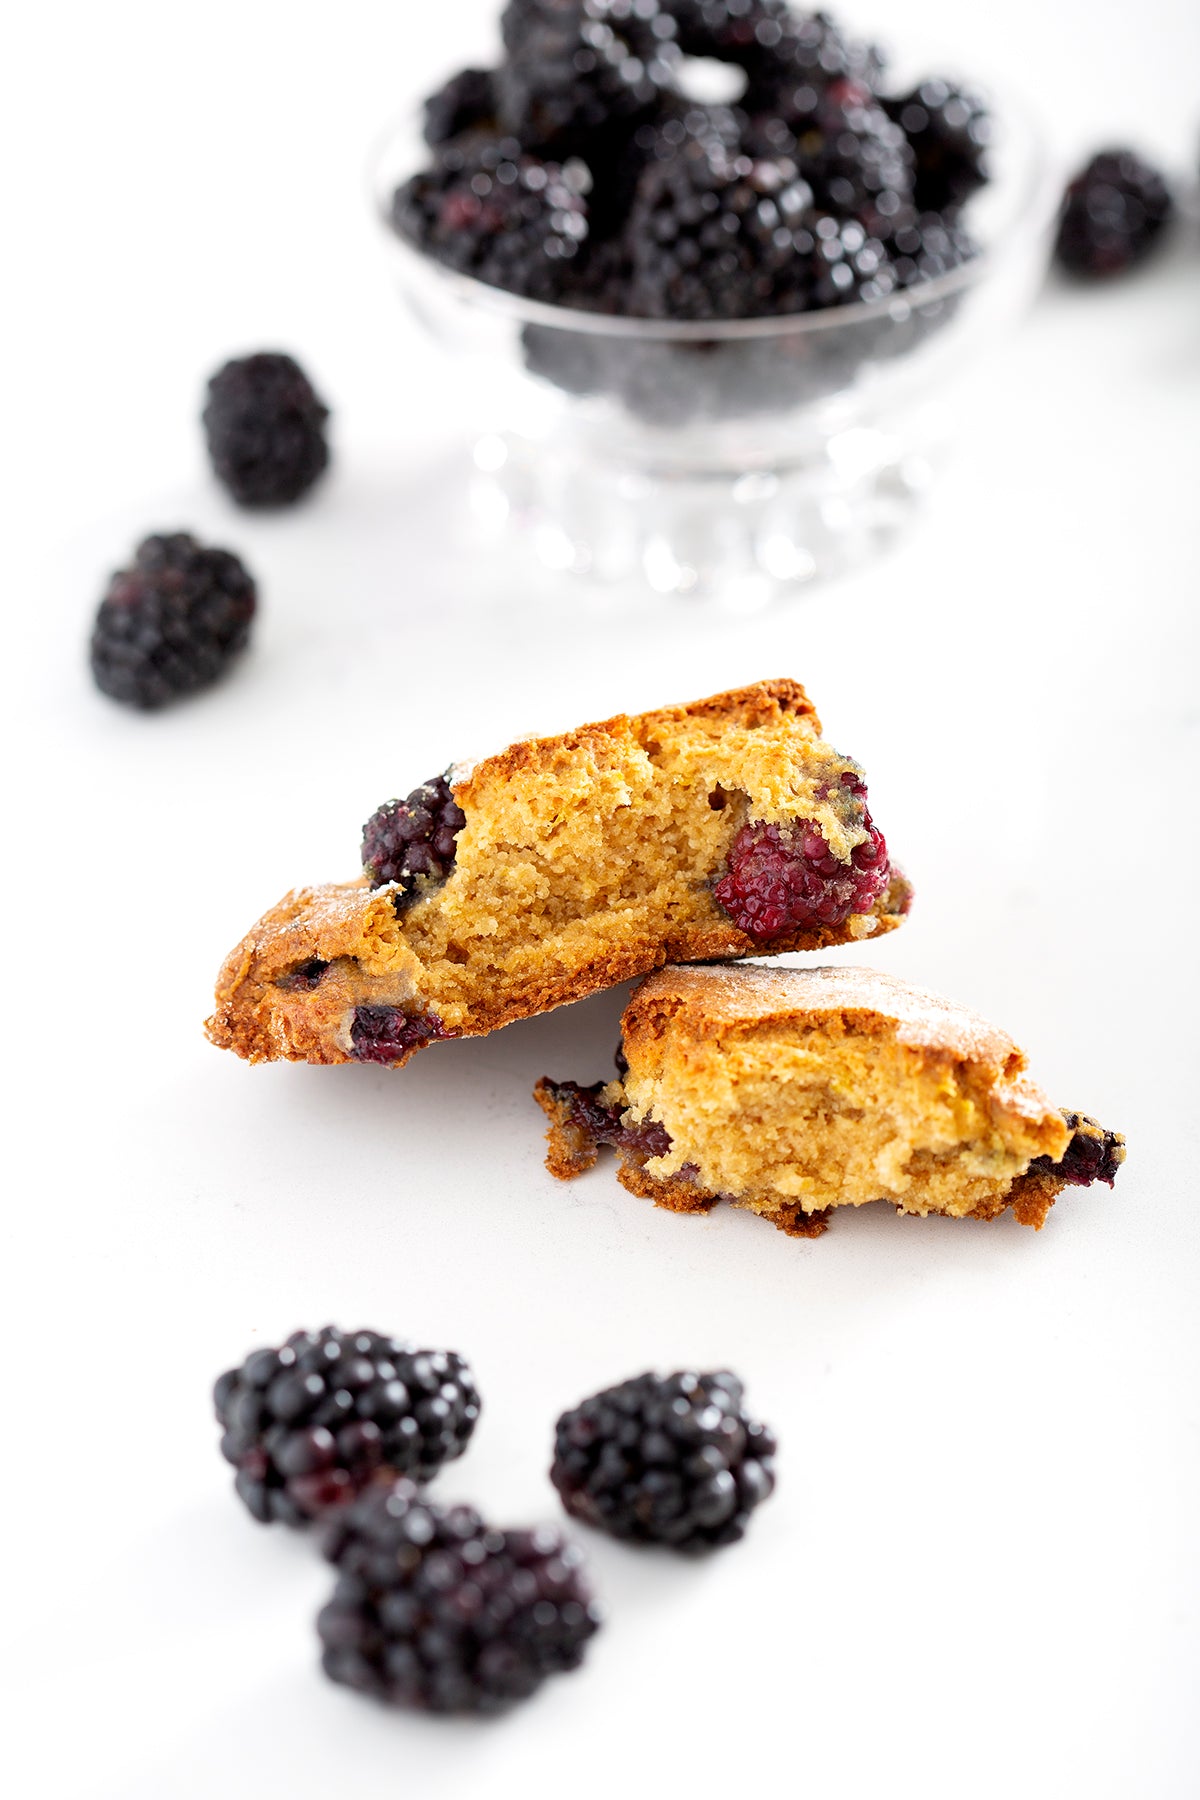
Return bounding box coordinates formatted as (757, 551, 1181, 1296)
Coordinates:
(350, 1006, 452, 1065)
(714, 772, 890, 939)
(498, 0, 679, 157)
(887, 79, 991, 212)
(393, 139, 589, 300)
(799, 212, 897, 308)
(1055, 149, 1173, 279)
(362, 773, 465, 910)
(423, 67, 497, 147)
(214, 1329, 480, 1526)
(797, 84, 915, 237)
(319, 1480, 601, 1712)
(755, 10, 886, 124)
(1031, 1112, 1126, 1188)
(887, 210, 977, 288)
(626, 130, 816, 318)
(89, 532, 256, 710)
(552, 1368, 776, 1551)
(202, 352, 330, 508)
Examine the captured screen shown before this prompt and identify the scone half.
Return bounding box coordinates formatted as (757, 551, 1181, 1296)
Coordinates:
(535, 964, 1124, 1236)
(207, 680, 911, 1068)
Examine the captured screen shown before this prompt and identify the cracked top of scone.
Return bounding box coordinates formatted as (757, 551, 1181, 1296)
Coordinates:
(206, 679, 912, 1067)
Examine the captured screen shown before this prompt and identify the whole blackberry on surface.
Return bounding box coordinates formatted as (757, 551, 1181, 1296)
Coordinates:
(423, 67, 497, 147)
(393, 139, 589, 300)
(552, 1368, 776, 1551)
(214, 1329, 480, 1526)
(626, 130, 816, 318)
(498, 0, 679, 156)
(89, 532, 256, 710)
(714, 772, 890, 938)
(887, 79, 990, 212)
(319, 1480, 601, 1711)
(361, 773, 465, 905)
(202, 352, 329, 508)
(1055, 149, 1173, 278)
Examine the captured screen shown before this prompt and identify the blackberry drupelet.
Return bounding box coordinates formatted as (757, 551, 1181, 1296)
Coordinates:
(393, 138, 589, 300)
(361, 774, 466, 905)
(714, 771, 890, 938)
(214, 1328, 480, 1525)
(626, 128, 816, 317)
(1055, 149, 1173, 279)
(319, 1480, 601, 1711)
(202, 352, 330, 508)
(800, 211, 897, 307)
(89, 532, 256, 710)
(498, 0, 679, 157)
(552, 1368, 776, 1551)
(423, 67, 498, 147)
(887, 79, 990, 212)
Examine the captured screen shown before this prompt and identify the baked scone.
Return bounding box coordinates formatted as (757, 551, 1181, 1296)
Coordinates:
(535, 964, 1124, 1236)
(207, 682, 911, 1068)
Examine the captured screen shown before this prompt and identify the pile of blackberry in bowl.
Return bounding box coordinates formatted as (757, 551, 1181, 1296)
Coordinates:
(374, 2, 1056, 600)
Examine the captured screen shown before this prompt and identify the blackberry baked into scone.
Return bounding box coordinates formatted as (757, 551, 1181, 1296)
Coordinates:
(206, 681, 910, 1067)
(535, 965, 1124, 1236)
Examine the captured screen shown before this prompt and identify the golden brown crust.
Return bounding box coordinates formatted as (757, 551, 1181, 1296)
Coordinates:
(536, 964, 1119, 1237)
(207, 680, 911, 1068)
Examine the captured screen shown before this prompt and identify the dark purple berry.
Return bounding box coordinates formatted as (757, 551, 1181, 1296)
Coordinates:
(714, 774, 891, 938)
(796, 80, 915, 238)
(319, 1479, 601, 1711)
(536, 1078, 673, 1161)
(393, 138, 590, 300)
(202, 352, 329, 508)
(887, 79, 991, 212)
(1030, 1113, 1126, 1188)
(1055, 148, 1173, 278)
(361, 773, 465, 906)
(552, 1368, 776, 1551)
(498, 0, 679, 156)
(214, 1329, 481, 1526)
(350, 1006, 451, 1065)
(886, 210, 977, 288)
(89, 532, 256, 710)
(423, 67, 498, 147)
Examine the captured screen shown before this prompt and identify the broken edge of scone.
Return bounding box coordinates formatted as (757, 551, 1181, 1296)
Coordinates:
(534, 965, 1125, 1238)
(206, 680, 913, 1069)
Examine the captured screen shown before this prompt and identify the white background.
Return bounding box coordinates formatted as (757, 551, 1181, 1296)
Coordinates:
(5, 3, 1200, 1796)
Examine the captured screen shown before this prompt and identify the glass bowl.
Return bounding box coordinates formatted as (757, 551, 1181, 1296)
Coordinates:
(370, 88, 1058, 606)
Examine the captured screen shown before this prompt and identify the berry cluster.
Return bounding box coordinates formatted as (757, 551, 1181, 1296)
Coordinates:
(361, 774, 466, 906)
(552, 1368, 777, 1551)
(215, 1327, 778, 1713)
(396, 3, 988, 322)
(214, 1328, 481, 1524)
(90, 533, 257, 710)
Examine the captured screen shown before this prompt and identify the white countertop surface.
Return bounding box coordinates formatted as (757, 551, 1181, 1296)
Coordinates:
(6, 3, 1199, 1796)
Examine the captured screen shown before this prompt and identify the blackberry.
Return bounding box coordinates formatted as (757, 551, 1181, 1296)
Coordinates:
(202, 352, 329, 509)
(89, 532, 256, 710)
(423, 67, 497, 148)
(214, 1328, 480, 1526)
(797, 83, 915, 237)
(350, 1006, 452, 1065)
(887, 209, 977, 289)
(1055, 149, 1173, 279)
(498, 0, 679, 157)
(714, 772, 890, 939)
(799, 212, 897, 308)
(755, 10, 886, 124)
(1030, 1113, 1125, 1188)
(319, 1480, 601, 1711)
(392, 138, 589, 301)
(626, 130, 816, 318)
(887, 79, 991, 212)
(552, 1368, 776, 1551)
(534, 1078, 673, 1161)
(361, 774, 465, 905)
